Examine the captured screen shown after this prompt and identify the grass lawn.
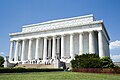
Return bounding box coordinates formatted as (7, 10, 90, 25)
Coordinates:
(0, 72, 120, 80)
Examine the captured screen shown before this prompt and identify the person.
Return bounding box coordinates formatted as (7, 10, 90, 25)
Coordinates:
(50, 59, 54, 64)
(45, 58, 49, 65)
(12, 58, 14, 61)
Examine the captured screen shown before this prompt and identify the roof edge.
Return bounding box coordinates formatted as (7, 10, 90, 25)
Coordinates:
(22, 14, 94, 28)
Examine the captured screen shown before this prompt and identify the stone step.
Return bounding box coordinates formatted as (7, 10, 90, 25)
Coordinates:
(16, 64, 54, 68)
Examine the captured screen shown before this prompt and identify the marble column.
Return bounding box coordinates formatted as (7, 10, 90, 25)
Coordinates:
(18, 42, 22, 61)
(35, 38, 40, 60)
(98, 30, 104, 58)
(21, 39, 26, 62)
(28, 39, 33, 61)
(89, 31, 95, 54)
(9, 41, 14, 61)
(48, 38, 52, 58)
(14, 40, 19, 62)
(107, 43, 110, 57)
(52, 36, 56, 59)
(61, 35, 65, 59)
(79, 32, 83, 55)
(43, 37, 47, 61)
(56, 37, 60, 57)
(70, 33, 74, 59)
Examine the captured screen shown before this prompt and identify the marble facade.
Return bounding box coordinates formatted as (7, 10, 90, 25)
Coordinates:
(9, 14, 110, 64)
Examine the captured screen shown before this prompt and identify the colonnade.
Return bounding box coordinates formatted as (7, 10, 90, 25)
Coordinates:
(9, 30, 105, 63)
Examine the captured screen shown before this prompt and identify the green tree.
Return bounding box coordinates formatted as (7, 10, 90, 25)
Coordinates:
(71, 54, 117, 69)
(0, 56, 4, 67)
(100, 56, 115, 68)
(71, 54, 101, 68)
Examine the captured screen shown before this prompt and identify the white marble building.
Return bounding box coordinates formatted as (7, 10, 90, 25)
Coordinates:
(9, 14, 110, 64)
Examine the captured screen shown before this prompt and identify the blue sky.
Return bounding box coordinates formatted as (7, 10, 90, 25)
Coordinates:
(0, 0, 120, 62)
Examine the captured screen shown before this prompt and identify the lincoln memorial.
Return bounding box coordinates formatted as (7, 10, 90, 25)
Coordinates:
(8, 14, 110, 66)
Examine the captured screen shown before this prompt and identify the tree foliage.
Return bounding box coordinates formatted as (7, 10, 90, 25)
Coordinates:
(0, 56, 4, 67)
(71, 54, 116, 68)
(71, 54, 101, 68)
(100, 56, 114, 68)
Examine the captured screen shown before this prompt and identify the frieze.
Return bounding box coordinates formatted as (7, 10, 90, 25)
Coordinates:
(22, 16, 93, 33)
(10, 24, 101, 39)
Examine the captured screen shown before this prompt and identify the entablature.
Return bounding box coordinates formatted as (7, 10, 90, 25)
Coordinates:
(10, 25, 102, 41)
(10, 20, 103, 36)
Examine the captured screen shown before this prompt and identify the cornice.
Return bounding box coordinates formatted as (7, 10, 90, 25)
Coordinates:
(22, 14, 93, 28)
(9, 20, 103, 36)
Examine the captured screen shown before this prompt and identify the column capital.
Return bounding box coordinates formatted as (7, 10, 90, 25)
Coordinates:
(78, 32, 84, 34)
(88, 30, 94, 33)
(97, 30, 102, 33)
(35, 37, 41, 39)
(70, 33, 74, 36)
(48, 38, 52, 40)
(22, 39, 28, 42)
(29, 38, 34, 41)
(61, 34, 65, 37)
(56, 37, 60, 39)
(44, 36, 48, 39)
(16, 40, 19, 42)
(10, 40, 14, 42)
(53, 35, 57, 38)
(17, 39, 22, 42)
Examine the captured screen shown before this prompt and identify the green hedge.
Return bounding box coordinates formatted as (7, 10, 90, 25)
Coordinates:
(71, 54, 101, 68)
(0, 68, 64, 73)
(71, 54, 117, 68)
(0, 56, 4, 67)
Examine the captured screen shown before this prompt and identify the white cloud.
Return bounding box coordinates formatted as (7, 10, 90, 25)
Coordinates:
(111, 54, 120, 62)
(0, 52, 4, 55)
(110, 40, 120, 49)
(0, 52, 5, 57)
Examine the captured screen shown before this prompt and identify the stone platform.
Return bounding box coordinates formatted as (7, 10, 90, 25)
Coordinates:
(16, 64, 54, 68)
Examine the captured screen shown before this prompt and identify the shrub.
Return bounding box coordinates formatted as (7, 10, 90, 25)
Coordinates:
(100, 56, 115, 68)
(71, 54, 117, 69)
(0, 56, 4, 67)
(71, 54, 101, 68)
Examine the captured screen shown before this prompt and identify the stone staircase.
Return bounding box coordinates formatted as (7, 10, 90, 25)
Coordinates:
(16, 64, 54, 68)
